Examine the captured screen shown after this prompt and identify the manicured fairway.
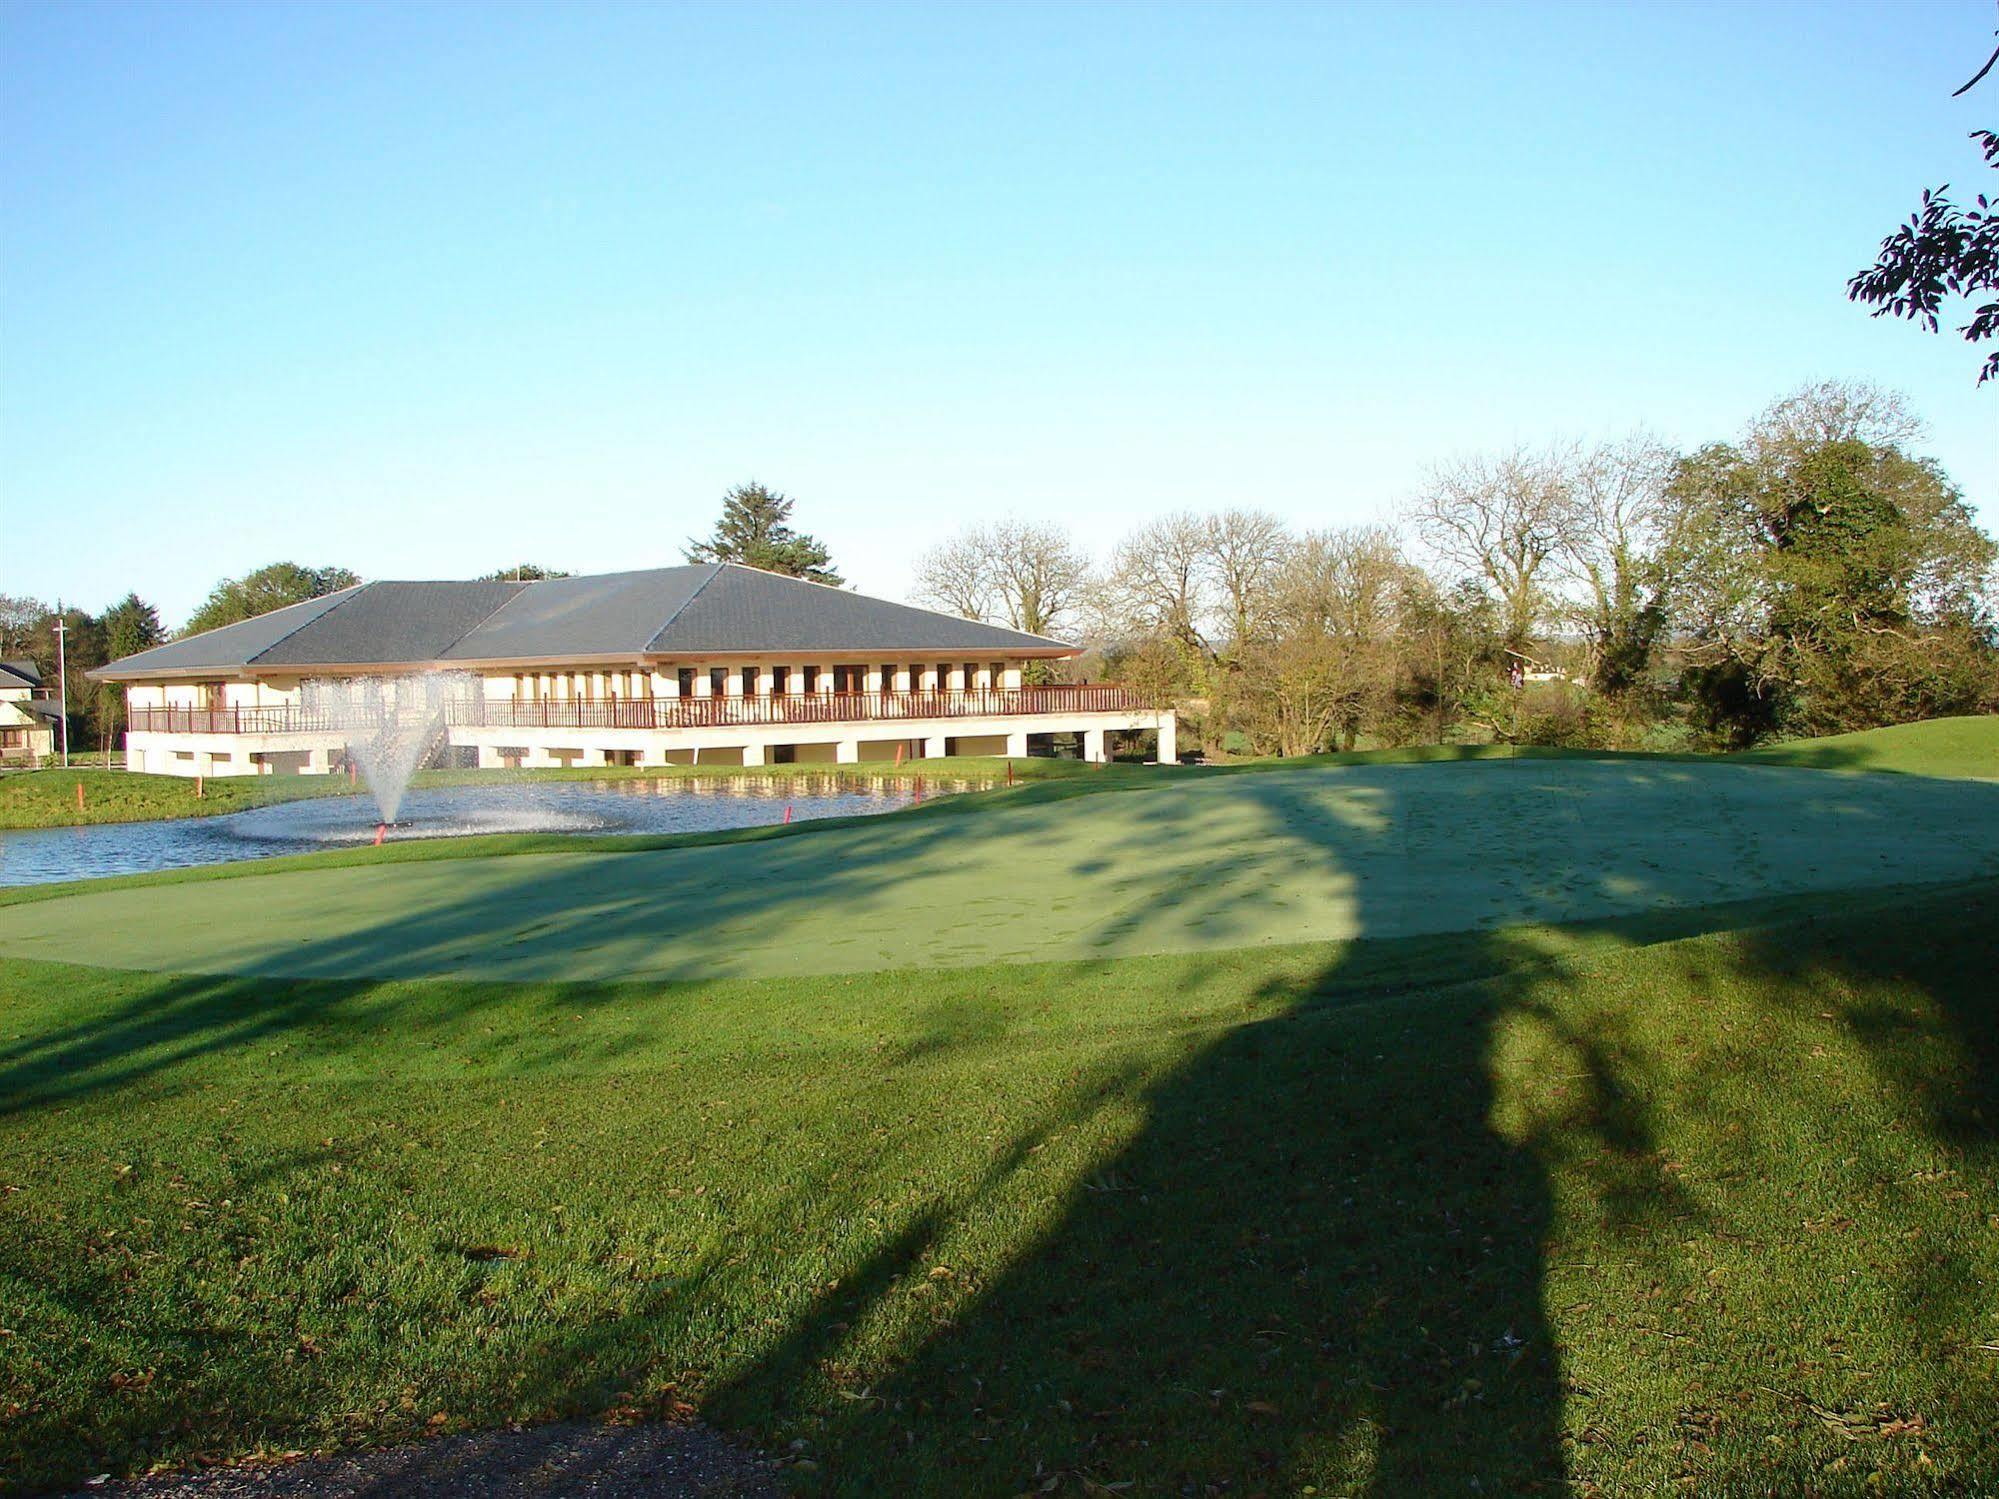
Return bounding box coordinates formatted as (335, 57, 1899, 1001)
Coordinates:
(3, 758, 1997, 983)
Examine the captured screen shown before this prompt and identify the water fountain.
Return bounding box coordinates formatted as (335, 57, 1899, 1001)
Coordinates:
(301, 671, 477, 826)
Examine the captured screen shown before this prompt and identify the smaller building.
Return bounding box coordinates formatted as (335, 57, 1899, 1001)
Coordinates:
(0, 659, 60, 766)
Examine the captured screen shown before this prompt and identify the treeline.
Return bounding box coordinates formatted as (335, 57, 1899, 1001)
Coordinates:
(916, 381, 1999, 754)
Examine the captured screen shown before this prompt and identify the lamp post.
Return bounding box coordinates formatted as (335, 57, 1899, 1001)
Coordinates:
(53, 616, 70, 768)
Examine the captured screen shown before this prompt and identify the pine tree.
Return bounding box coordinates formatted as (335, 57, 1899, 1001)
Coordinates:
(685, 482, 843, 585)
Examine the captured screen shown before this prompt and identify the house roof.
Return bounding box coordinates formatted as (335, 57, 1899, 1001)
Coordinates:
(0, 659, 43, 690)
(91, 565, 1074, 680)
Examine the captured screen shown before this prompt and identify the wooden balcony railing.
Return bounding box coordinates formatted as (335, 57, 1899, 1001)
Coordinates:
(128, 685, 1149, 736)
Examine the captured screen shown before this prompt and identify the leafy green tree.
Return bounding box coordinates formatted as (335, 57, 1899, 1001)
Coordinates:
(481, 564, 571, 581)
(1848, 43, 1997, 382)
(685, 483, 843, 585)
(0, 595, 47, 658)
(1672, 416, 1997, 743)
(183, 563, 360, 636)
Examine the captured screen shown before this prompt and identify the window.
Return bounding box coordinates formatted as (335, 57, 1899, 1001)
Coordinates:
(963, 662, 978, 691)
(880, 663, 898, 693)
(772, 665, 791, 695)
(677, 668, 696, 697)
(989, 661, 1004, 690)
(709, 667, 727, 696)
(803, 665, 820, 693)
(833, 664, 866, 693)
(741, 666, 757, 696)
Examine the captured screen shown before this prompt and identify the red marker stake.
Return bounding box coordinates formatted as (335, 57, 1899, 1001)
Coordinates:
(373, 823, 387, 846)
(783, 804, 792, 824)
(76, 781, 86, 813)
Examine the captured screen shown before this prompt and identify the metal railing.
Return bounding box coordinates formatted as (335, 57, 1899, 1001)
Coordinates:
(128, 685, 1148, 735)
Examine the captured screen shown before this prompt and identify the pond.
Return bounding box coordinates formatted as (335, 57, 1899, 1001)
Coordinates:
(0, 774, 991, 887)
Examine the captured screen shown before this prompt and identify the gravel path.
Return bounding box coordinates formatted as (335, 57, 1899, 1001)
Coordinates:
(70, 1422, 780, 1498)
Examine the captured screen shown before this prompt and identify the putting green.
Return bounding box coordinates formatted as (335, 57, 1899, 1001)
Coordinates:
(3, 759, 1996, 984)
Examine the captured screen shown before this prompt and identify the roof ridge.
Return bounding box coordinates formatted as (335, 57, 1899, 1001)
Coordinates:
(240, 582, 373, 666)
(641, 562, 725, 654)
(426, 577, 533, 660)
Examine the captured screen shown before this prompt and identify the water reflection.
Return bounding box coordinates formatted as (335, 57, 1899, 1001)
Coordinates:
(0, 774, 994, 887)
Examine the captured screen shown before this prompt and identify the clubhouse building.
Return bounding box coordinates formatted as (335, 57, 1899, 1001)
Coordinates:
(92, 563, 1175, 777)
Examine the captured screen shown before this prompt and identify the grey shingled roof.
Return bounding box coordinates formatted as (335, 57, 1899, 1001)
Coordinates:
(92, 565, 1071, 679)
(439, 568, 714, 662)
(0, 659, 42, 689)
(259, 580, 527, 665)
(89, 588, 364, 677)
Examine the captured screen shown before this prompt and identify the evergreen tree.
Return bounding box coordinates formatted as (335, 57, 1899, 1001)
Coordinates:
(100, 593, 164, 661)
(685, 482, 843, 585)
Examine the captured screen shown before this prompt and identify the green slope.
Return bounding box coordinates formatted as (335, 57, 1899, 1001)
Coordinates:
(1736, 714, 1999, 779)
(2, 881, 1993, 1495)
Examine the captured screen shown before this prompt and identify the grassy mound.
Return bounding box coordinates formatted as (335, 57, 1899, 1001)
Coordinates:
(4, 757, 1995, 983)
(2, 881, 1993, 1494)
(1737, 715, 1999, 779)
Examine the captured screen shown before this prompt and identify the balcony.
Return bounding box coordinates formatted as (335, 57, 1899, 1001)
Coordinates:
(127, 685, 1151, 736)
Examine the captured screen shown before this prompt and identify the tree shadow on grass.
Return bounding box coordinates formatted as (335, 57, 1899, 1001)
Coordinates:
(6, 762, 1998, 1493)
(692, 920, 1713, 1496)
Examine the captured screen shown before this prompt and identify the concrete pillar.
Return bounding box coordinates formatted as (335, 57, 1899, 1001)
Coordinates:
(1005, 730, 1029, 757)
(743, 742, 767, 767)
(1157, 713, 1178, 764)
(308, 747, 332, 774)
(836, 739, 860, 764)
(694, 671, 712, 698)
(581, 748, 609, 766)
(1083, 728, 1107, 764)
(922, 734, 947, 759)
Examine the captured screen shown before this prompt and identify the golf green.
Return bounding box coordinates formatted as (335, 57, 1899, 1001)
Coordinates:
(4, 758, 1996, 983)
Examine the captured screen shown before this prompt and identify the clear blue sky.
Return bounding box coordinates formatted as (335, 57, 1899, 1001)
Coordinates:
(4, 1, 1995, 628)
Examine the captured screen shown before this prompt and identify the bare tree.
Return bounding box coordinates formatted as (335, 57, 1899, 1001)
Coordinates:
(1750, 379, 1923, 462)
(912, 520, 1089, 638)
(1554, 435, 1685, 696)
(1409, 446, 1573, 655)
(987, 520, 1090, 638)
(1095, 512, 1219, 658)
(911, 533, 995, 622)
(1234, 528, 1406, 755)
(1203, 509, 1291, 651)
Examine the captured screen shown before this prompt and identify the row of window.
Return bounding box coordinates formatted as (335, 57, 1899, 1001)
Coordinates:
(513, 662, 1013, 702)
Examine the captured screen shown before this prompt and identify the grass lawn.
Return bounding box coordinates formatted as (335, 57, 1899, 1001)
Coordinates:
(1734, 715, 1999, 780)
(4, 884, 1994, 1495)
(3, 725, 1997, 1494)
